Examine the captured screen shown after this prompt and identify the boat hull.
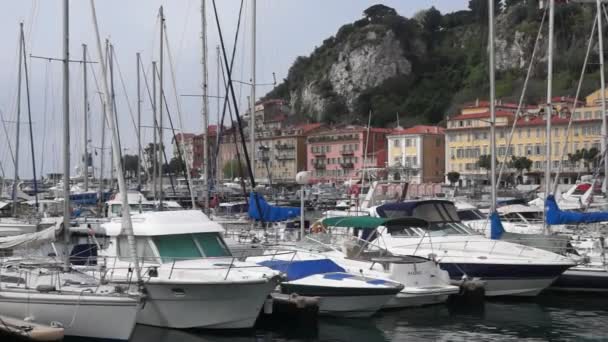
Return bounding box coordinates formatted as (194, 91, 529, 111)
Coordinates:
(137, 279, 278, 329)
(280, 283, 398, 317)
(0, 290, 138, 340)
(383, 287, 457, 309)
(550, 266, 608, 292)
(439, 262, 571, 296)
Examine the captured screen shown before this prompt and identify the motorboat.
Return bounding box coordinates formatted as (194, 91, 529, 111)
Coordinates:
(306, 216, 461, 308)
(81, 210, 281, 329)
(370, 200, 575, 296)
(247, 250, 404, 317)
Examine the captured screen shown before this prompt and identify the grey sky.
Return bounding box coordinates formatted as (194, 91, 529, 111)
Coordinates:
(0, 0, 467, 179)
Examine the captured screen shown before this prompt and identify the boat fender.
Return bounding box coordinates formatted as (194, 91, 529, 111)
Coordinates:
(147, 266, 159, 278)
(264, 298, 273, 314)
(36, 285, 56, 293)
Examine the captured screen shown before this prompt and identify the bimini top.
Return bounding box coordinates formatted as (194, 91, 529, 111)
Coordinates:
(321, 216, 429, 230)
(375, 200, 460, 223)
(102, 210, 224, 236)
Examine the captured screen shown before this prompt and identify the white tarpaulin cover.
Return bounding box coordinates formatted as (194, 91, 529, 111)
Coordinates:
(0, 224, 59, 250)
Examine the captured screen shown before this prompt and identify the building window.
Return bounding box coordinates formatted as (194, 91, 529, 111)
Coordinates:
(595, 110, 602, 119)
(584, 111, 592, 119)
(536, 127, 540, 138)
(393, 139, 399, 147)
(405, 139, 411, 147)
(436, 138, 441, 147)
(527, 128, 531, 138)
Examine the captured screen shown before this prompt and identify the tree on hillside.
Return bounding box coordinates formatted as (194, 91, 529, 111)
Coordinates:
(447, 171, 461, 187)
(423, 6, 442, 33)
(363, 4, 397, 20)
(168, 157, 186, 175)
(122, 154, 139, 179)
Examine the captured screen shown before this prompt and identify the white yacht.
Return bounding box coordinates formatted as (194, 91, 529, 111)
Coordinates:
(89, 210, 281, 329)
(370, 200, 575, 296)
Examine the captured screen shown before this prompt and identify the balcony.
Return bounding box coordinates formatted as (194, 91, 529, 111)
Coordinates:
(340, 162, 354, 169)
(312, 150, 326, 156)
(340, 149, 354, 155)
(314, 163, 326, 170)
(275, 143, 295, 150)
(276, 154, 295, 160)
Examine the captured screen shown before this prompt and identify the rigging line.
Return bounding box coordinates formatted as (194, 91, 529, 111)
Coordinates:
(21, 25, 38, 207)
(153, 66, 184, 198)
(39, 59, 50, 178)
(109, 44, 123, 164)
(496, 6, 548, 186)
(553, 9, 599, 194)
(211, 0, 265, 226)
(110, 45, 146, 161)
(212, 0, 245, 183)
(138, 58, 162, 180)
(237, 0, 248, 108)
(0, 109, 15, 169)
(174, 0, 194, 74)
(162, 20, 195, 207)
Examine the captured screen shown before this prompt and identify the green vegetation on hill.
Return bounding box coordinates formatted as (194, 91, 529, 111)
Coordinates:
(264, 1, 602, 127)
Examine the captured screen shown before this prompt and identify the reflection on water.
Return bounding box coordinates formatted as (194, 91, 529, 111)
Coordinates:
(6, 292, 606, 342)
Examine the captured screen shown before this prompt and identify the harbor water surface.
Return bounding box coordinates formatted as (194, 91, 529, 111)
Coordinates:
(60, 292, 608, 342)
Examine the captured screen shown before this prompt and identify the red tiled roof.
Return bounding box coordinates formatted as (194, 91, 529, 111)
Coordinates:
(295, 122, 323, 134)
(391, 125, 444, 135)
(449, 110, 515, 121)
(461, 100, 521, 109)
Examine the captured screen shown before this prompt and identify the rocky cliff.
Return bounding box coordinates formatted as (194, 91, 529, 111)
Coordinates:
(265, 2, 600, 126)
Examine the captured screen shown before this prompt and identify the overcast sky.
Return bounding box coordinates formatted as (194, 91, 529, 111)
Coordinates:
(0, 0, 468, 179)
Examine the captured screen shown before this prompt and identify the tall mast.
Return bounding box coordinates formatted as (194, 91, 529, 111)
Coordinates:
(109, 42, 115, 190)
(12, 23, 23, 217)
(152, 61, 157, 201)
(216, 45, 220, 185)
(98, 101, 105, 213)
(159, 6, 165, 209)
(489, 0, 497, 213)
(597, 0, 607, 193)
(62, 0, 71, 270)
(22, 23, 38, 209)
(545, 0, 555, 199)
(136, 52, 142, 189)
(83, 44, 89, 192)
(250, 0, 256, 174)
(201, 0, 209, 212)
(90, 0, 141, 281)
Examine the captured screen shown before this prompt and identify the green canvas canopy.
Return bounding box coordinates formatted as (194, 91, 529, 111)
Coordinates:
(320, 216, 387, 229)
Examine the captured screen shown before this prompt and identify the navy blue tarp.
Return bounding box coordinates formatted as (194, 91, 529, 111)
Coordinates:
(545, 195, 608, 225)
(248, 192, 300, 222)
(490, 211, 505, 240)
(257, 259, 345, 281)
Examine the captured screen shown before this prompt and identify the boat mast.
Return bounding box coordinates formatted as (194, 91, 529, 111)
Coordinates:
(12, 23, 23, 217)
(62, 0, 71, 271)
(98, 100, 105, 213)
(136, 52, 142, 190)
(544, 0, 555, 232)
(159, 6, 165, 210)
(152, 60, 157, 201)
(201, 0, 209, 212)
(89, 0, 141, 281)
(216, 45, 221, 186)
(489, 0, 497, 213)
(597, 0, 607, 193)
(22, 23, 39, 209)
(250, 0, 256, 175)
(83, 44, 89, 192)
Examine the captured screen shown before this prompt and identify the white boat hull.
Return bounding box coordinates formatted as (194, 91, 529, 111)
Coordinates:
(464, 277, 558, 297)
(383, 287, 455, 309)
(550, 266, 608, 292)
(317, 294, 395, 317)
(0, 290, 138, 340)
(137, 279, 278, 329)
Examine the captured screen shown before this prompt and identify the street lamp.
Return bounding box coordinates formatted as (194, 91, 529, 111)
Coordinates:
(296, 171, 310, 240)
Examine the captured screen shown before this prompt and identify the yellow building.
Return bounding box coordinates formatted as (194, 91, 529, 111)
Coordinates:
(445, 94, 603, 187)
(387, 125, 445, 184)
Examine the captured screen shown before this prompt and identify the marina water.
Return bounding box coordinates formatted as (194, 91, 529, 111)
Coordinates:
(24, 292, 604, 342)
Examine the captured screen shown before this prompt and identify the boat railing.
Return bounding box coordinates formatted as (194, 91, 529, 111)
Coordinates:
(385, 237, 572, 262)
(73, 252, 291, 282)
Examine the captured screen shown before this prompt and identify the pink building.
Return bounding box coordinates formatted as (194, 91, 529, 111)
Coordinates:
(307, 125, 389, 183)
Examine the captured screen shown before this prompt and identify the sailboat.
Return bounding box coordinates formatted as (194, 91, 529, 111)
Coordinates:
(0, 2, 140, 340)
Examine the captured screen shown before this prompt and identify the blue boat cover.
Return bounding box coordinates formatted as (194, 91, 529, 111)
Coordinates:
(257, 259, 346, 281)
(248, 192, 301, 222)
(545, 195, 608, 225)
(490, 211, 505, 240)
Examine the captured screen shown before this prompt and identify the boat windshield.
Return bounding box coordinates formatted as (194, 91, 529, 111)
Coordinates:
(152, 233, 231, 263)
(457, 209, 485, 221)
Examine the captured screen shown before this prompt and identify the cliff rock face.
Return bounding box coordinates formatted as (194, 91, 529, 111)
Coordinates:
(328, 29, 412, 111)
(265, 3, 597, 126)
